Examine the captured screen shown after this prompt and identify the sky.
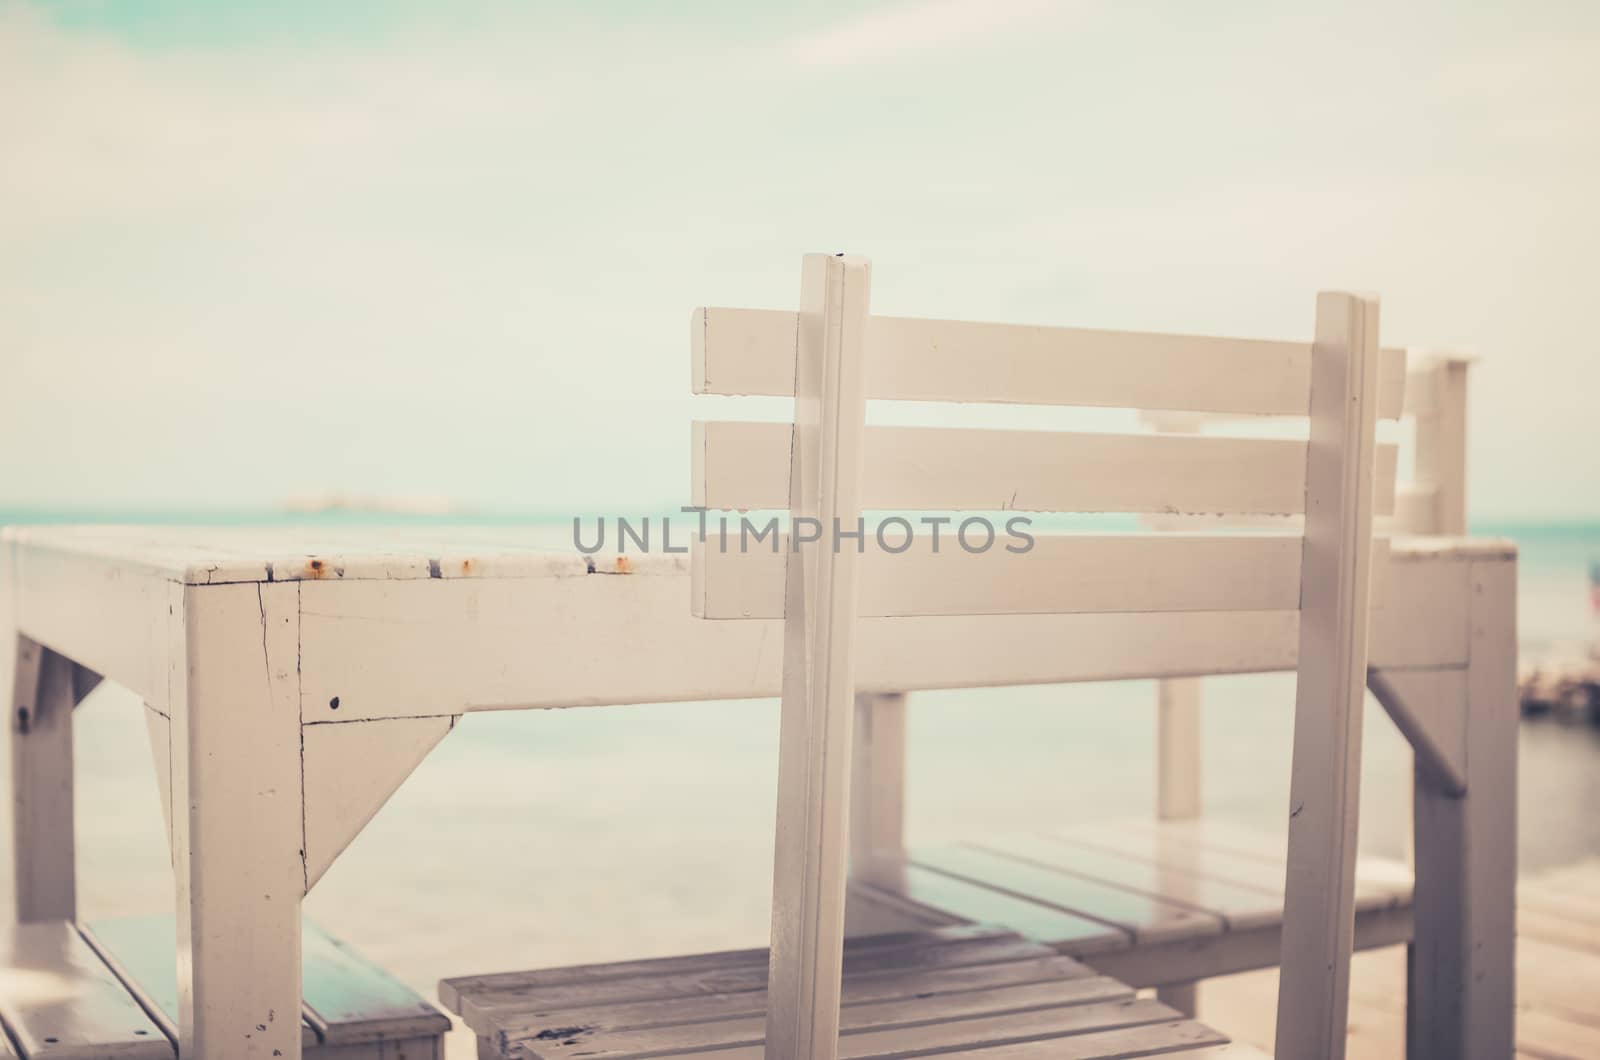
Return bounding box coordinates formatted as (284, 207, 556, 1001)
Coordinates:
(2, 0, 1597, 520)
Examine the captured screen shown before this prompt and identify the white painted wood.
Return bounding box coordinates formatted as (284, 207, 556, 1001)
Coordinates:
(1410, 355, 1471, 536)
(171, 582, 305, 1059)
(1275, 291, 1382, 1060)
(1, 530, 1495, 725)
(849, 692, 906, 890)
(1409, 557, 1518, 1059)
(694, 421, 1400, 516)
(302, 716, 456, 890)
(0, 920, 171, 1058)
(1368, 666, 1468, 796)
(695, 532, 1391, 620)
(691, 306, 1408, 418)
(10, 635, 75, 924)
(1156, 678, 1202, 822)
(282, 541, 1485, 721)
(765, 253, 871, 1060)
(141, 704, 173, 854)
(4, 541, 174, 710)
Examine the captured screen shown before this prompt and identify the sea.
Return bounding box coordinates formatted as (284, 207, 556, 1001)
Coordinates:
(1, 510, 1596, 1049)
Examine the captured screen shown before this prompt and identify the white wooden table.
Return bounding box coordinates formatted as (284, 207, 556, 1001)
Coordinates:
(2, 526, 1518, 1058)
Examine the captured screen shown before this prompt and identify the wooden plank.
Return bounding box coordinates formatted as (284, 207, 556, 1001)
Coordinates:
(937, 1027, 1251, 1058)
(10, 637, 75, 923)
(1275, 291, 1382, 1060)
(764, 253, 873, 1060)
(486, 957, 1104, 1049)
(973, 834, 1290, 933)
(524, 999, 1177, 1060)
(910, 846, 1222, 946)
(295, 548, 1475, 722)
(647, 1014, 1227, 1060)
(442, 926, 1005, 1012)
(860, 863, 1129, 955)
(452, 933, 1051, 1034)
(300, 922, 451, 1045)
(692, 306, 1408, 418)
(695, 533, 1392, 620)
(695, 421, 1400, 516)
(0, 921, 172, 1059)
(1061, 821, 1410, 912)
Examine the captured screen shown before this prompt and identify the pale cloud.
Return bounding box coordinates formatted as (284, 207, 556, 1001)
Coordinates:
(785, 0, 1060, 67)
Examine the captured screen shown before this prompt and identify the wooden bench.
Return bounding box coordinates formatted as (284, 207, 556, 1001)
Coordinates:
(0, 916, 449, 1059)
(441, 926, 1266, 1060)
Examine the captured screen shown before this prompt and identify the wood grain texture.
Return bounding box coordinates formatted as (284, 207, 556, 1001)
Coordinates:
(439, 927, 1240, 1060)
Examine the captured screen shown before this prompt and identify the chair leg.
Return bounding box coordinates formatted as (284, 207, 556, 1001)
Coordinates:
(850, 691, 906, 888)
(1157, 982, 1198, 1018)
(1408, 558, 1517, 1059)
(10, 635, 77, 923)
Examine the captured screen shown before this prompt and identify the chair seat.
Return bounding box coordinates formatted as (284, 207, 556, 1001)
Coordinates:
(440, 926, 1263, 1059)
(851, 819, 1414, 988)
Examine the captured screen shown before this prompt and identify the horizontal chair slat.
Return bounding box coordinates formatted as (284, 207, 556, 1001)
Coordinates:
(692, 307, 1407, 419)
(694, 422, 1399, 517)
(692, 533, 1390, 620)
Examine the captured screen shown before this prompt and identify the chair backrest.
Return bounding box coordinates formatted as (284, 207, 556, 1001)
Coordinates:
(690, 253, 1399, 1059)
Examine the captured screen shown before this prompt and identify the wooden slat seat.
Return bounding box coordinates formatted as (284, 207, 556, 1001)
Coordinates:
(0, 917, 449, 1059)
(440, 926, 1265, 1060)
(0, 921, 170, 1060)
(850, 819, 1413, 990)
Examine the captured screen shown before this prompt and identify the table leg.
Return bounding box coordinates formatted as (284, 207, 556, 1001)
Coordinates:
(1408, 557, 1517, 1059)
(10, 634, 76, 923)
(171, 582, 305, 1059)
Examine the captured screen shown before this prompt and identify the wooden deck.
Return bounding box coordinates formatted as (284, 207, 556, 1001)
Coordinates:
(1196, 859, 1600, 1059)
(442, 926, 1264, 1060)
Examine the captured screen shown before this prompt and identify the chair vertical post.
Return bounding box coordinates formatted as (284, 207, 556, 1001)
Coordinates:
(765, 254, 871, 1060)
(10, 634, 77, 923)
(1275, 291, 1381, 1060)
(850, 691, 907, 889)
(1408, 556, 1517, 1059)
(1413, 356, 1471, 536)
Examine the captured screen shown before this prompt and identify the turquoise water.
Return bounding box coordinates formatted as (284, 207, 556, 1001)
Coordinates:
(2, 510, 1596, 1033)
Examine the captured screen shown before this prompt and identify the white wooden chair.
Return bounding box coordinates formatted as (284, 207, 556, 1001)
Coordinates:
(443, 253, 1390, 1058)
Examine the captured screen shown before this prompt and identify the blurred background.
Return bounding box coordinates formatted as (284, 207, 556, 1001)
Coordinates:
(3, 1, 1598, 1055)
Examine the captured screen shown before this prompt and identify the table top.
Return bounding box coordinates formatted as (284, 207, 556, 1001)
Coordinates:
(2, 524, 1514, 587)
(1, 524, 682, 584)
